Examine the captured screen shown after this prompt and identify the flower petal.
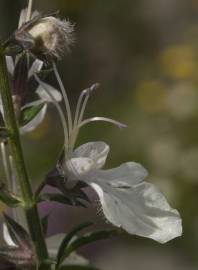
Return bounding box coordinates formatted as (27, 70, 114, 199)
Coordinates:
(28, 59, 44, 78)
(31, 10, 40, 19)
(65, 158, 95, 181)
(73, 142, 110, 169)
(18, 8, 27, 28)
(80, 162, 182, 243)
(36, 82, 62, 103)
(47, 234, 88, 265)
(18, 8, 39, 28)
(3, 224, 17, 247)
(20, 103, 47, 135)
(6, 56, 14, 75)
(0, 98, 3, 116)
(21, 100, 44, 109)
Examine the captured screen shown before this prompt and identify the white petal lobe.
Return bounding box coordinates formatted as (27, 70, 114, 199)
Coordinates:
(65, 158, 94, 180)
(36, 83, 62, 102)
(18, 8, 27, 28)
(3, 224, 18, 247)
(80, 162, 182, 243)
(28, 59, 44, 78)
(73, 141, 110, 169)
(6, 56, 15, 75)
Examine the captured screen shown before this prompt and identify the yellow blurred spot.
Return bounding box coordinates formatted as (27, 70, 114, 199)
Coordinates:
(136, 80, 168, 113)
(180, 148, 198, 182)
(160, 45, 197, 79)
(167, 82, 198, 119)
(191, 0, 198, 8)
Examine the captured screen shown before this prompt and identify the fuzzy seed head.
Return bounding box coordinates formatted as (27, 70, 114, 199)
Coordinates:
(26, 16, 74, 59)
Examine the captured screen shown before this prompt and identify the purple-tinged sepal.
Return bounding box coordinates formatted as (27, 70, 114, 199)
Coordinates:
(0, 214, 36, 269)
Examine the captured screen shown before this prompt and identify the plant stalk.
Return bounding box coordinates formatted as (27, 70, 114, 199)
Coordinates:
(26, 0, 33, 22)
(0, 46, 50, 269)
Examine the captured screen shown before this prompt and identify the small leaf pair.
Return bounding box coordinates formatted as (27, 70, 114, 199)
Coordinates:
(0, 184, 22, 208)
(36, 166, 90, 208)
(56, 221, 116, 269)
(0, 127, 9, 141)
(19, 102, 45, 127)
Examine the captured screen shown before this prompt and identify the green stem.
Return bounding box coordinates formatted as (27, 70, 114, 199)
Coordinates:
(0, 47, 50, 269)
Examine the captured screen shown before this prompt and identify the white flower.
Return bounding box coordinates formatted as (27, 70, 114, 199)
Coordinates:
(19, 81, 62, 135)
(35, 75, 126, 158)
(36, 61, 182, 244)
(63, 141, 182, 244)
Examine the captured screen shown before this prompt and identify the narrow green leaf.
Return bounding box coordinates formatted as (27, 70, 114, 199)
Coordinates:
(19, 103, 45, 126)
(38, 193, 87, 207)
(58, 230, 116, 267)
(58, 265, 100, 270)
(0, 127, 10, 139)
(41, 258, 57, 267)
(38, 193, 74, 205)
(67, 230, 116, 254)
(57, 222, 93, 266)
(0, 184, 22, 207)
(41, 215, 49, 236)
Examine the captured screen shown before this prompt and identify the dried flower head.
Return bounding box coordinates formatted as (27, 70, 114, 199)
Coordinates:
(14, 13, 74, 60)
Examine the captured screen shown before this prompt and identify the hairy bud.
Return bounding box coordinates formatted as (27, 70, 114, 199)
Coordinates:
(12, 13, 74, 60)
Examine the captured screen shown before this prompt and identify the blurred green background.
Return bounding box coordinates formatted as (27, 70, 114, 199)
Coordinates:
(1, 0, 198, 269)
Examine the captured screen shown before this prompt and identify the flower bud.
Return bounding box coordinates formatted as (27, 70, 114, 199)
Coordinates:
(14, 14, 74, 60)
(1, 214, 36, 269)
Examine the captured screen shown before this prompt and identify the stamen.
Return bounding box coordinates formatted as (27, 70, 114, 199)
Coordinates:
(77, 83, 100, 125)
(0, 142, 12, 188)
(78, 117, 128, 129)
(26, 0, 34, 22)
(69, 83, 99, 150)
(52, 62, 73, 135)
(73, 88, 89, 130)
(69, 89, 90, 149)
(34, 74, 69, 151)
